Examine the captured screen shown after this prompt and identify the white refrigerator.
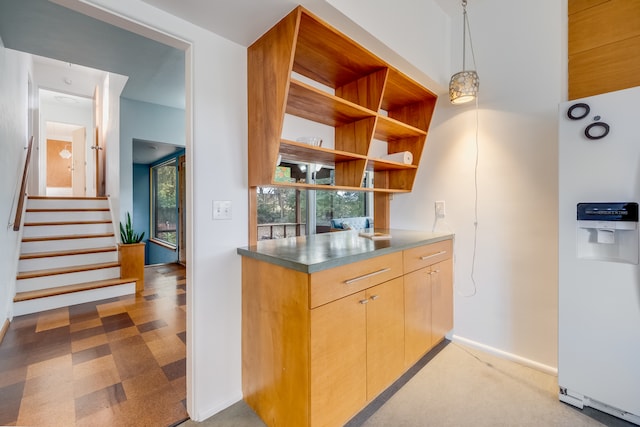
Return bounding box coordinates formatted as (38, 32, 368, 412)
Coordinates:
(558, 86, 640, 425)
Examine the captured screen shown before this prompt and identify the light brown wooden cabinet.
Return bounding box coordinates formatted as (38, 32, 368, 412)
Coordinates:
(403, 239, 453, 366)
(241, 237, 452, 427)
(248, 6, 438, 193)
(310, 277, 404, 425)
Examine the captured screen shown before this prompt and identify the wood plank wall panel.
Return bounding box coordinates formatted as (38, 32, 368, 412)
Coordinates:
(569, 0, 609, 16)
(569, 0, 640, 99)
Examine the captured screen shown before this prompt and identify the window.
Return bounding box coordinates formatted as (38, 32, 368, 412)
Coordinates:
(316, 190, 367, 228)
(257, 187, 307, 240)
(151, 159, 177, 247)
(256, 165, 372, 240)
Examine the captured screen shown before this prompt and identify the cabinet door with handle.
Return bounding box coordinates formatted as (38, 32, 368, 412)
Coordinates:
(431, 258, 453, 345)
(365, 277, 405, 400)
(310, 291, 367, 427)
(404, 267, 433, 367)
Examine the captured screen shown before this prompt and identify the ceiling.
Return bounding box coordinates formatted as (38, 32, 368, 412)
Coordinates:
(0, 0, 185, 109)
(137, 0, 456, 47)
(139, 0, 311, 47)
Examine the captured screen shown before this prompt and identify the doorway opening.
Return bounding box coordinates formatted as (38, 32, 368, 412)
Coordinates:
(40, 89, 94, 197)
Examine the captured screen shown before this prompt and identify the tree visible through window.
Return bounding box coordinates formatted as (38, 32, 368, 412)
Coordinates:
(151, 159, 177, 246)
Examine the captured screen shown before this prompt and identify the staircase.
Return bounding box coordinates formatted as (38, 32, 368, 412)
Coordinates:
(14, 196, 136, 316)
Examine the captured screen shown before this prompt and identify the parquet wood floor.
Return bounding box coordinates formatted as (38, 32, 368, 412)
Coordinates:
(0, 263, 188, 427)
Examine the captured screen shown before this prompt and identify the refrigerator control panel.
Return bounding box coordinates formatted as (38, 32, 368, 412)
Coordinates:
(577, 202, 638, 222)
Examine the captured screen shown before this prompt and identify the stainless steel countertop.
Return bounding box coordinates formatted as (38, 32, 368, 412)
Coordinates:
(237, 229, 454, 273)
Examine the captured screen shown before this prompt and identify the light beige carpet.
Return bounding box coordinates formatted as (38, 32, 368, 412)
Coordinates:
(180, 343, 614, 426)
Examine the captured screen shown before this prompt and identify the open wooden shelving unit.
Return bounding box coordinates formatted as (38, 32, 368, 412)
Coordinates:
(248, 5, 437, 238)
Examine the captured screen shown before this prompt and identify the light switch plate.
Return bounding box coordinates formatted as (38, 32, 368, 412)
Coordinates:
(213, 200, 232, 220)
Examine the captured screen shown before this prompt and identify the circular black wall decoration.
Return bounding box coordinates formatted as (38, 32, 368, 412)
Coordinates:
(584, 122, 610, 140)
(567, 103, 590, 120)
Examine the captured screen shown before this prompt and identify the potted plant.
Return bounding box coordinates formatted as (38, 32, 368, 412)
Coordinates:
(118, 212, 146, 292)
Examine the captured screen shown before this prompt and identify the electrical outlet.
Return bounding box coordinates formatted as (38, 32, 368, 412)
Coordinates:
(435, 200, 446, 218)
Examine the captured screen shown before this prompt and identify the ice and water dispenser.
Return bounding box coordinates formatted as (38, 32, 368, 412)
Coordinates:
(576, 202, 639, 264)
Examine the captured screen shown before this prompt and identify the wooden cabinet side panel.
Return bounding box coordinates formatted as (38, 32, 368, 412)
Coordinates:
(404, 268, 433, 367)
(431, 258, 454, 345)
(373, 183, 390, 229)
(335, 116, 376, 155)
(336, 68, 388, 112)
(248, 8, 299, 187)
(388, 169, 417, 192)
(388, 100, 436, 133)
(366, 277, 405, 400)
(334, 159, 367, 188)
(388, 135, 425, 168)
(242, 257, 310, 426)
(311, 292, 367, 427)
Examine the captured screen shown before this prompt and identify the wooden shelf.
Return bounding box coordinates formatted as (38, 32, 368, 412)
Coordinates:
(366, 158, 418, 172)
(248, 6, 437, 193)
(382, 69, 437, 114)
(374, 115, 426, 141)
(279, 139, 367, 165)
(293, 12, 386, 88)
(287, 79, 376, 127)
(247, 5, 438, 237)
(271, 180, 409, 194)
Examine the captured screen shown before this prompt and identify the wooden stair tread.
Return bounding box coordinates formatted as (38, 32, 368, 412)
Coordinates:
(20, 246, 117, 260)
(14, 278, 135, 302)
(22, 233, 115, 243)
(24, 220, 112, 226)
(17, 262, 120, 280)
(26, 208, 110, 212)
(28, 196, 108, 200)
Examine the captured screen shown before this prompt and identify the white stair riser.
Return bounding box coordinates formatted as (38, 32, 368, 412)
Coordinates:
(19, 251, 119, 272)
(23, 222, 114, 238)
(17, 267, 121, 293)
(20, 237, 117, 253)
(27, 198, 109, 210)
(25, 211, 111, 223)
(13, 283, 135, 316)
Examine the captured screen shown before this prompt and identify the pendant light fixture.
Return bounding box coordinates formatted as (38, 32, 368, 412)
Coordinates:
(449, 0, 479, 104)
(59, 145, 72, 159)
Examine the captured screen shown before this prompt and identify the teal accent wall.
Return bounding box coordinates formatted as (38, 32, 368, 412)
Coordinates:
(133, 149, 185, 265)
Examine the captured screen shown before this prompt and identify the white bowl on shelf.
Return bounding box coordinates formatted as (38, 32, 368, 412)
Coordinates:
(296, 136, 323, 147)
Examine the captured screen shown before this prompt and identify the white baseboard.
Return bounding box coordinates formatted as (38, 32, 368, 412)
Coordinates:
(192, 393, 243, 422)
(451, 334, 558, 376)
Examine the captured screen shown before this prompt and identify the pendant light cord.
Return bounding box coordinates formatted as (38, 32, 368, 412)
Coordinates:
(460, 0, 479, 298)
(462, 0, 478, 72)
(462, 0, 467, 71)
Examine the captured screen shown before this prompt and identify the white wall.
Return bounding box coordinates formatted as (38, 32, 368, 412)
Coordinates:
(119, 97, 185, 219)
(381, 0, 561, 371)
(102, 73, 128, 218)
(74, 0, 248, 420)
(326, 0, 451, 88)
(0, 42, 32, 323)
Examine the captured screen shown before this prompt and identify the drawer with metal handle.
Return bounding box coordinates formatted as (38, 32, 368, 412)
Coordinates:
(310, 252, 403, 308)
(403, 239, 452, 273)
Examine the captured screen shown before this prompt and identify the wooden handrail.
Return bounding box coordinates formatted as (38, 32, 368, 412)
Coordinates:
(13, 136, 33, 231)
